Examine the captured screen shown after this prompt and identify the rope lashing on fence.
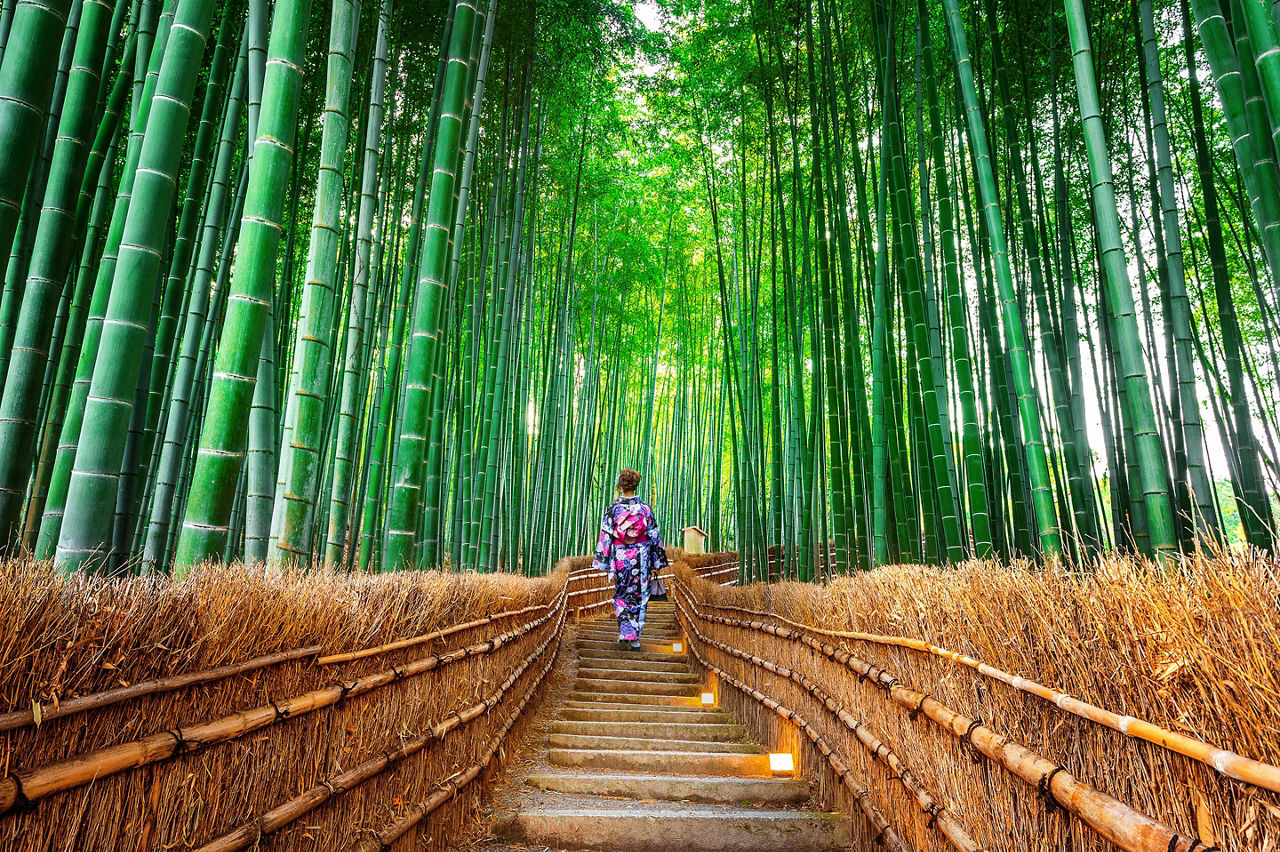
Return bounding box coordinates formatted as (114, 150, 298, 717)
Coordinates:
(0, 644, 323, 733)
(679, 587, 1218, 852)
(195, 602, 566, 852)
(692, 596, 1280, 795)
(351, 628, 557, 852)
(671, 597, 910, 852)
(317, 593, 562, 665)
(672, 593, 982, 852)
(0, 595, 566, 817)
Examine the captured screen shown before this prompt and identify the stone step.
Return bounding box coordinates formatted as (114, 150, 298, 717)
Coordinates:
(576, 638, 680, 654)
(577, 666, 698, 684)
(549, 732, 761, 754)
(524, 772, 811, 805)
(574, 677, 698, 696)
(562, 696, 715, 711)
(551, 720, 744, 741)
(582, 615, 678, 627)
(578, 629, 681, 641)
(549, 748, 773, 777)
(560, 706, 733, 724)
(574, 657, 691, 674)
(497, 805, 850, 851)
(576, 648, 685, 664)
(581, 617, 679, 628)
(523, 772, 809, 805)
(578, 634, 682, 646)
(566, 691, 704, 707)
(580, 614, 678, 625)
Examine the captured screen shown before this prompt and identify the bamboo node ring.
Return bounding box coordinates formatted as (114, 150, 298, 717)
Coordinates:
(3, 775, 34, 814)
(1038, 765, 1067, 813)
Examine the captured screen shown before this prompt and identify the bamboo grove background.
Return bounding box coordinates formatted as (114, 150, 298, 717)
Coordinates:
(0, 0, 1277, 575)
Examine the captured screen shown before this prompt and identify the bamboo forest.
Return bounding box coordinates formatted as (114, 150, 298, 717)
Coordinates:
(0, 0, 1277, 579)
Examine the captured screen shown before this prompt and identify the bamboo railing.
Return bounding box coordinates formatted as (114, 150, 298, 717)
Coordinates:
(674, 594, 980, 852)
(673, 553, 1237, 852)
(693, 597, 1280, 795)
(0, 558, 574, 851)
(566, 551, 738, 616)
(197, 601, 566, 851)
(0, 644, 324, 733)
(674, 595, 912, 851)
(0, 593, 565, 815)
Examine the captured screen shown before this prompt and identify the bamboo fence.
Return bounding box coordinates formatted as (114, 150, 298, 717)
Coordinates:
(0, 556, 580, 850)
(0, 552, 743, 849)
(673, 550, 1280, 851)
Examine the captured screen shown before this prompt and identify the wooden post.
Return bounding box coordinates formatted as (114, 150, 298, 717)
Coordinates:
(682, 525, 708, 555)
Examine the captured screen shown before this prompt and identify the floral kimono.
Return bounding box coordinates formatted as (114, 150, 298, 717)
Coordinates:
(591, 496, 669, 641)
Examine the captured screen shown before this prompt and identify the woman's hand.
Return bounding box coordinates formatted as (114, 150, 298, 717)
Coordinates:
(607, 569, 617, 584)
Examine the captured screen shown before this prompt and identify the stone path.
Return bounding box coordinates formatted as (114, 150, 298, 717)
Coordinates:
(472, 602, 854, 851)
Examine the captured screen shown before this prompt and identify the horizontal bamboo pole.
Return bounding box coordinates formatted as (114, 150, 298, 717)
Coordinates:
(570, 560, 735, 615)
(568, 557, 731, 584)
(675, 617, 909, 852)
(0, 645, 322, 734)
(679, 589, 1215, 852)
(196, 605, 566, 852)
(674, 595, 980, 852)
(317, 592, 562, 665)
(352, 635, 553, 852)
(0, 597, 564, 816)
(692, 591, 1280, 794)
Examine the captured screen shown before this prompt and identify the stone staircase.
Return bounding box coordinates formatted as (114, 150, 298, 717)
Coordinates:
(486, 601, 853, 851)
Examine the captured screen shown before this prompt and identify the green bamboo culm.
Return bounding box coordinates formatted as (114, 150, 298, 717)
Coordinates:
(382, 0, 478, 571)
(1062, 0, 1176, 558)
(941, 0, 1061, 557)
(269, 0, 362, 564)
(55, 0, 218, 572)
(0, 0, 74, 295)
(174, 0, 315, 571)
(0, 0, 114, 552)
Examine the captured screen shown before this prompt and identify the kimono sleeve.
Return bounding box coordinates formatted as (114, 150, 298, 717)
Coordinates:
(591, 507, 614, 573)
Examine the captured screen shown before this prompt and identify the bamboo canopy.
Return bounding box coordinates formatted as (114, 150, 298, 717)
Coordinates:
(0, 0, 1274, 576)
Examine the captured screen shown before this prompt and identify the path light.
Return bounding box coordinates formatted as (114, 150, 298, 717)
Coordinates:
(672, 641, 683, 653)
(769, 753, 795, 774)
(701, 691, 715, 706)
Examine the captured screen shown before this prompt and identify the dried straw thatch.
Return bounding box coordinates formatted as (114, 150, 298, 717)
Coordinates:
(675, 549, 1280, 852)
(0, 556, 583, 850)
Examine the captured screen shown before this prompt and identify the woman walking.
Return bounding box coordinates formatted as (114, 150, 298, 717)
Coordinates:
(591, 468, 668, 649)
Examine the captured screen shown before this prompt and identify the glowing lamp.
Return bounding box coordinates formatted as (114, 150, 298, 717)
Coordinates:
(672, 642, 683, 653)
(701, 692, 715, 706)
(769, 753, 795, 774)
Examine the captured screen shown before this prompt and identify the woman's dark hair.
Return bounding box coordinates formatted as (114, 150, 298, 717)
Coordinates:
(617, 468, 641, 492)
